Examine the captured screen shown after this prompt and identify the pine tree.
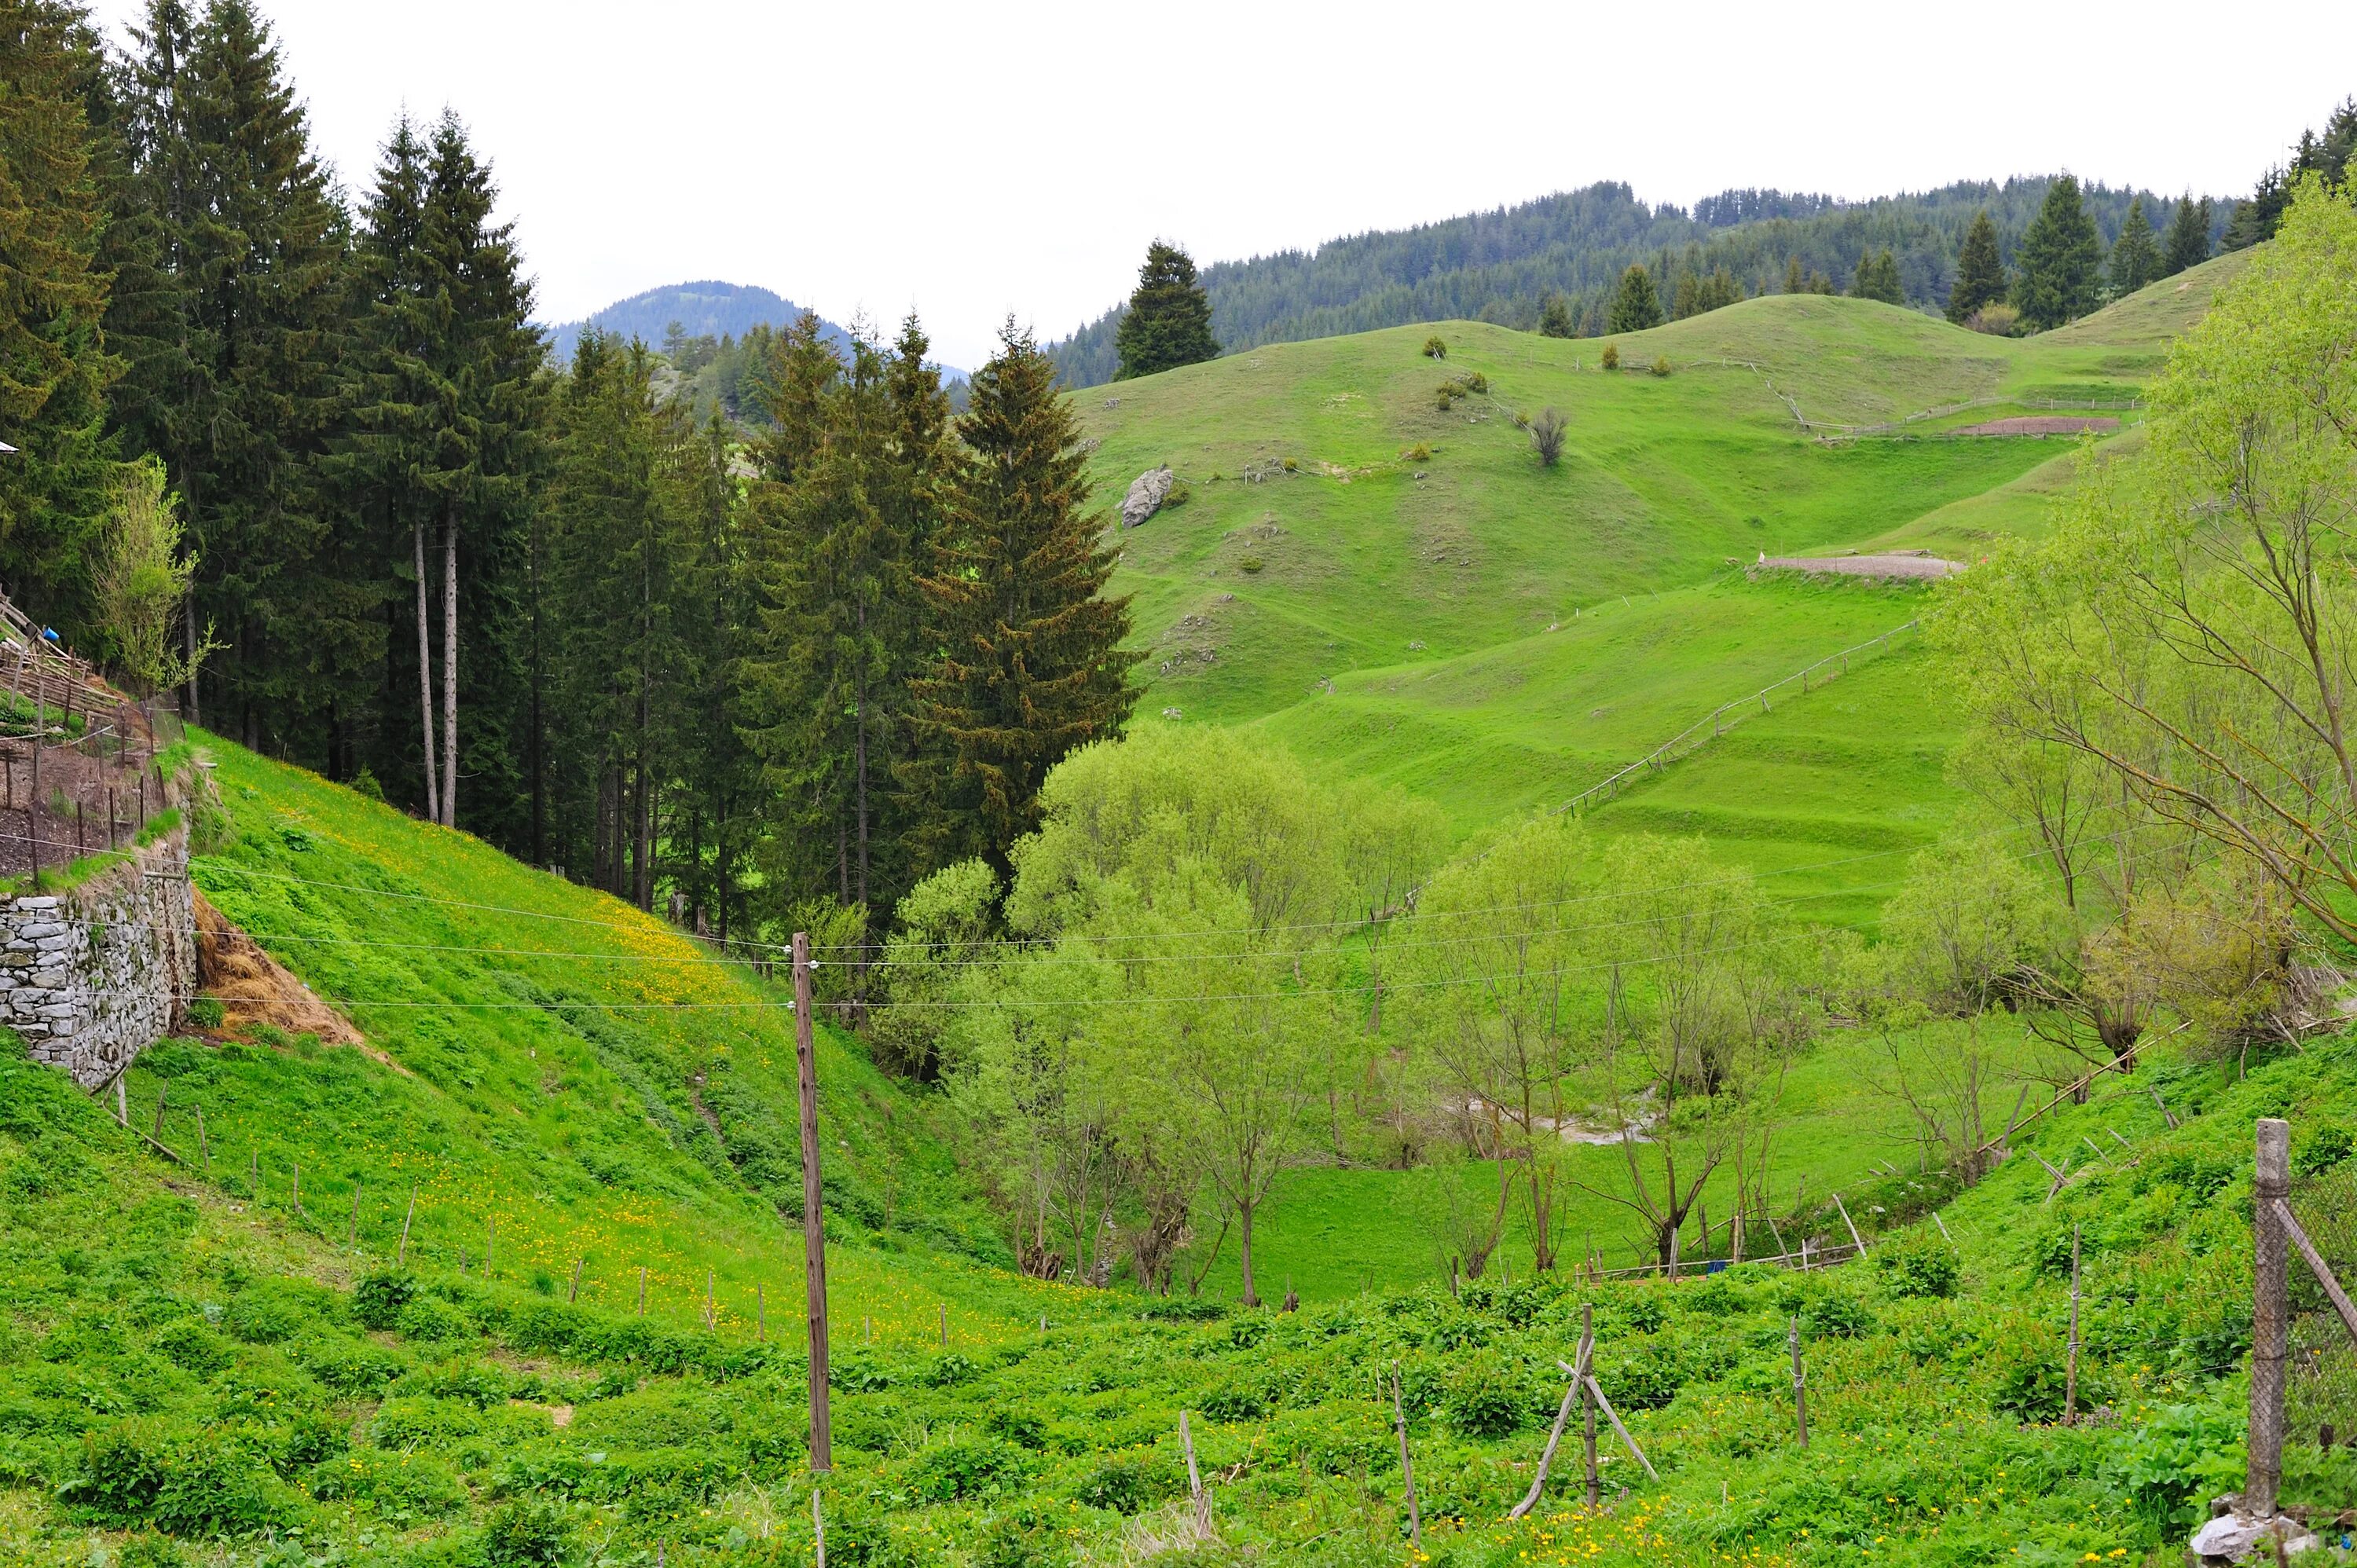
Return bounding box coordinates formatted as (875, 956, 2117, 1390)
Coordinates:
(1113, 240, 1218, 380)
(2108, 196, 2161, 296)
(1671, 270, 1700, 321)
(1850, 248, 1903, 305)
(2162, 194, 2212, 275)
(0, 0, 122, 636)
(915, 321, 1138, 873)
(1535, 292, 1575, 338)
(1945, 210, 2007, 324)
(751, 311, 838, 483)
(108, 0, 354, 749)
(1607, 265, 1662, 333)
(2011, 175, 2103, 332)
(1783, 255, 1805, 295)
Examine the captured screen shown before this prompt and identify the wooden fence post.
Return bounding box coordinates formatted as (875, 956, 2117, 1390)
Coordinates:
(349, 1184, 360, 1246)
(568, 1258, 585, 1303)
(485, 1214, 494, 1278)
(793, 931, 834, 1474)
(1180, 1409, 1211, 1537)
(1582, 1304, 1600, 1507)
(1390, 1366, 1421, 1548)
(1834, 1192, 1868, 1255)
(149, 1083, 167, 1140)
(1789, 1315, 1809, 1449)
(396, 1181, 417, 1266)
(2063, 1225, 2081, 1425)
(812, 1486, 825, 1568)
(2251, 1118, 2289, 1520)
(637, 1266, 647, 1317)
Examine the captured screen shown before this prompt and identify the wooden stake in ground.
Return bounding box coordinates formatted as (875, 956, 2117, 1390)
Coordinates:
(939, 1302, 948, 1347)
(1512, 1304, 1593, 1518)
(349, 1183, 361, 1245)
(1179, 1410, 1211, 1537)
(704, 1269, 715, 1331)
(1582, 1304, 1600, 1508)
(793, 931, 833, 1474)
(194, 1105, 209, 1174)
(2063, 1225, 2081, 1426)
(1389, 1366, 1421, 1548)
(1561, 1361, 1659, 1482)
(812, 1486, 826, 1568)
(397, 1181, 417, 1267)
(568, 1258, 585, 1304)
(1833, 1191, 1868, 1255)
(1788, 1315, 1809, 1449)
(485, 1215, 494, 1278)
(115, 1076, 126, 1126)
(757, 1284, 766, 1342)
(150, 1083, 167, 1139)
(291, 1162, 302, 1214)
(637, 1266, 647, 1317)
(2251, 1118, 2290, 1520)
(1932, 1211, 1952, 1244)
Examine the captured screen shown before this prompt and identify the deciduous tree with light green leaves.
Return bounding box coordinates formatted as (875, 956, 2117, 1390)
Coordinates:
(1937, 181, 2357, 958)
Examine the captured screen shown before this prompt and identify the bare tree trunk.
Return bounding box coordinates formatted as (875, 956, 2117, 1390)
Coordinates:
(441, 507, 459, 828)
(414, 522, 438, 816)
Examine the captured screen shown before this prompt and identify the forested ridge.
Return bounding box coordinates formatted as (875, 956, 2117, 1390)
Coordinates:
(1050, 176, 2237, 386)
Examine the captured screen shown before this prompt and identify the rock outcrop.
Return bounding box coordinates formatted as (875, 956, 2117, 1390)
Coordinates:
(1121, 465, 1175, 528)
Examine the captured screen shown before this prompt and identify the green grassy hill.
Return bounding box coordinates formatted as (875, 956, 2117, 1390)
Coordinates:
(1083, 253, 2250, 881)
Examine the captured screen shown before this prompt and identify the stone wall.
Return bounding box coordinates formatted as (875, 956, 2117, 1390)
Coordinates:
(4, 823, 195, 1090)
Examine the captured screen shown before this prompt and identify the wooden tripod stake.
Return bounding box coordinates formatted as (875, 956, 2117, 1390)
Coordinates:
(2063, 1225, 2081, 1425)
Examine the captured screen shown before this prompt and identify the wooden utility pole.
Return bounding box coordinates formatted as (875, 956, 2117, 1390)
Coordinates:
(2063, 1225, 2081, 1425)
(2251, 1118, 2289, 1520)
(794, 931, 833, 1472)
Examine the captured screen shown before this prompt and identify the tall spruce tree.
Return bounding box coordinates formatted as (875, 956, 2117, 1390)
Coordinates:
(1945, 210, 2007, 324)
(0, 0, 121, 636)
(2011, 174, 2102, 331)
(2162, 194, 2212, 275)
(107, 0, 354, 750)
(1607, 264, 1662, 332)
(1113, 240, 1218, 380)
(915, 321, 1138, 873)
(1535, 291, 1575, 338)
(2108, 196, 2161, 296)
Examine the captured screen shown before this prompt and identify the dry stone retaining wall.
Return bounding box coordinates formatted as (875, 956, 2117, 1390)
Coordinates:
(3, 825, 194, 1090)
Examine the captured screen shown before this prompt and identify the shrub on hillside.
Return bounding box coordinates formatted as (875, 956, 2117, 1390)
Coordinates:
(1601, 343, 1619, 370)
(485, 1497, 573, 1566)
(1802, 1293, 1876, 1339)
(1965, 302, 2022, 335)
(904, 1435, 1031, 1502)
(1422, 335, 1447, 358)
(1443, 1355, 1524, 1438)
(1873, 1235, 1962, 1299)
(1071, 1449, 1184, 1515)
(1530, 407, 1567, 467)
(351, 1269, 416, 1331)
(2294, 1123, 2352, 1174)
(1650, 355, 1673, 376)
(1138, 1296, 1225, 1323)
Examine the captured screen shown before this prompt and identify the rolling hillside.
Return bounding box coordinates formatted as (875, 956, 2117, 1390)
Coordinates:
(1080, 254, 2248, 911)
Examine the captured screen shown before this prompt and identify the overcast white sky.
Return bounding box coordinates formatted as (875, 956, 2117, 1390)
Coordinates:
(81, 0, 2357, 369)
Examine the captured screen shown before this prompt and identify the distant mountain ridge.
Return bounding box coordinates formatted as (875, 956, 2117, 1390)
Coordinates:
(1049, 177, 2234, 387)
(543, 280, 853, 364)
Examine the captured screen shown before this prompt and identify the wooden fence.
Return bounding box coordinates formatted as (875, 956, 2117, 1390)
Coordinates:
(1555, 621, 1920, 817)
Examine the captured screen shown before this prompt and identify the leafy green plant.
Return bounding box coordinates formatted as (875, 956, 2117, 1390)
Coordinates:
(2105, 1403, 2243, 1529)
(1874, 1235, 1962, 1299)
(1601, 343, 1619, 370)
(484, 1497, 572, 1566)
(1239, 555, 1265, 573)
(1422, 335, 1447, 359)
(1650, 355, 1673, 376)
(183, 997, 224, 1031)
(351, 1269, 416, 1331)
